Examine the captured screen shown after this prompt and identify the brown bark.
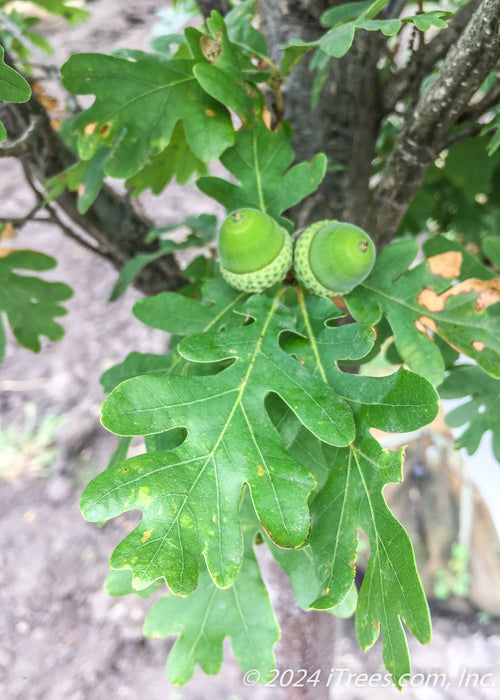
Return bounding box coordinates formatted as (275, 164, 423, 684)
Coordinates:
(369, 0, 500, 247)
(258, 0, 382, 229)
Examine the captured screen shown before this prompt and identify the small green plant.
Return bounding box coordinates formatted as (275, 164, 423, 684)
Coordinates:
(434, 543, 471, 600)
(0, 402, 65, 479)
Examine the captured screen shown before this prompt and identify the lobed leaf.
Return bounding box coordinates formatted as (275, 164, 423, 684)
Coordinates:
(0, 249, 72, 361)
(346, 240, 500, 385)
(197, 119, 327, 230)
(439, 364, 500, 462)
(279, 292, 436, 686)
(81, 291, 356, 594)
(61, 52, 234, 179)
(143, 497, 279, 685)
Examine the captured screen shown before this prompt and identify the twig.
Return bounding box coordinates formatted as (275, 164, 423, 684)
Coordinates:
(382, 0, 481, 114)
(459, 80, 500, 124)
(445, 124, 483, 149)
(0, 116, 43, 157)
(368, 0, 500, 247)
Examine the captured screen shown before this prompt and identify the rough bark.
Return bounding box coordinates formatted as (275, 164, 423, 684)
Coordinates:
(196, 0, 231, 19)
(2, 93, 186, 296)
(258, 0, 382, 229)
(370, 0, 500, 247)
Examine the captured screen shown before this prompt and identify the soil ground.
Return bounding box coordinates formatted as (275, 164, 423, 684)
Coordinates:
(1, 2, 500, 699)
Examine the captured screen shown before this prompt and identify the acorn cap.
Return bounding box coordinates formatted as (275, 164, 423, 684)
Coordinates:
(218, 209, 293, 293)
(294, 220, 376, 297)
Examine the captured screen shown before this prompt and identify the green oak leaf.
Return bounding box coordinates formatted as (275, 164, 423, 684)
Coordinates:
(483, 236, 500, 268)
(105, 568, 163, 599)
(320, 1, 373, 28)
(193, 12, 268, 120)
(0, 46, 31, 102)
(102, 278, 246, 394)
(81, 291, 355, 594)
(143, 496, 279, 685)
(439, 364, 500, 462)
(224, 0, 269, 59)
(274, 292, 437, 686)
(125, 121, 208, 197)
(108, 214, 217, 302)
(345, 240, 500, 385)
(132, 278, 246, 335)
(22, 0, 89, 25)
(197, 119, 327, 231)
(307, 430, 431, 690)
(45, 143, 113, 214)
(61, 51, 234, 178)
(0, 46, 31, 138)
(0, 249, 72, 361)
(423, 236, 496, 281)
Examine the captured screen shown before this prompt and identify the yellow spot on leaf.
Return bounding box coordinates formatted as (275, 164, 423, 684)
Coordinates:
(473, 341, 485, 351)
(205, 108, 216, 117)
(84, 122, 97, 135)
(427, 251, 463, 279)
(257, 464, 264, 476)
(141, 529, 153, 543)
(136, 486, 153, 508)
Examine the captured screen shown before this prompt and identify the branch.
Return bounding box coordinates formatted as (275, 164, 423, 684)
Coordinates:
(0, 116, 43, 157)
(195, 1, 231, 20)
(382, 0, 481, 114)
(368, 0, 500, 248)
(459, 79, 500, 124)
(4, 95, 187, 295)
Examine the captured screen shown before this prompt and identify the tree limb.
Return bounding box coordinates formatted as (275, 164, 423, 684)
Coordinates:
(195, 0, 231, 20)
(3, 94, 187, 295)
(459, 79, 500, 124)
(258, 0, 383, 227)
(368, 0, 500, 248)
(382, 0, 481, 114)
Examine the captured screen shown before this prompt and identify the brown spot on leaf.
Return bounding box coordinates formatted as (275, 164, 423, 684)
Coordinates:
(428, 251, 463, 279)
(100, 123, 110, 136)
(415, 315, 437, 336)
(200, 35, 222, 62)
(257, 464, 264, 476)
(418, 278, 500, 313)
(417, 288, 443, 312)
(262, 106, 272, 130)
(472, 341, 485, 351)
(84, 122, 97, 135)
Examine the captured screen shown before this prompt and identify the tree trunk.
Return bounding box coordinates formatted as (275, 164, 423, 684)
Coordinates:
(256, 3, 383, 697)
(258, 0, 382, 230)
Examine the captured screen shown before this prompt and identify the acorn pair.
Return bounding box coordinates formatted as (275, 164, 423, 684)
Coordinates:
(218, 208, 376, 296)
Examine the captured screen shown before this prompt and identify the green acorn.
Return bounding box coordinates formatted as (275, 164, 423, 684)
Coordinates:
(218, 208, 293, 293)
(294, 220, 376, 297)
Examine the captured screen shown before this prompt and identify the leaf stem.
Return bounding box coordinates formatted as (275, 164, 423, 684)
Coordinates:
(297, 287, 328, 385)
